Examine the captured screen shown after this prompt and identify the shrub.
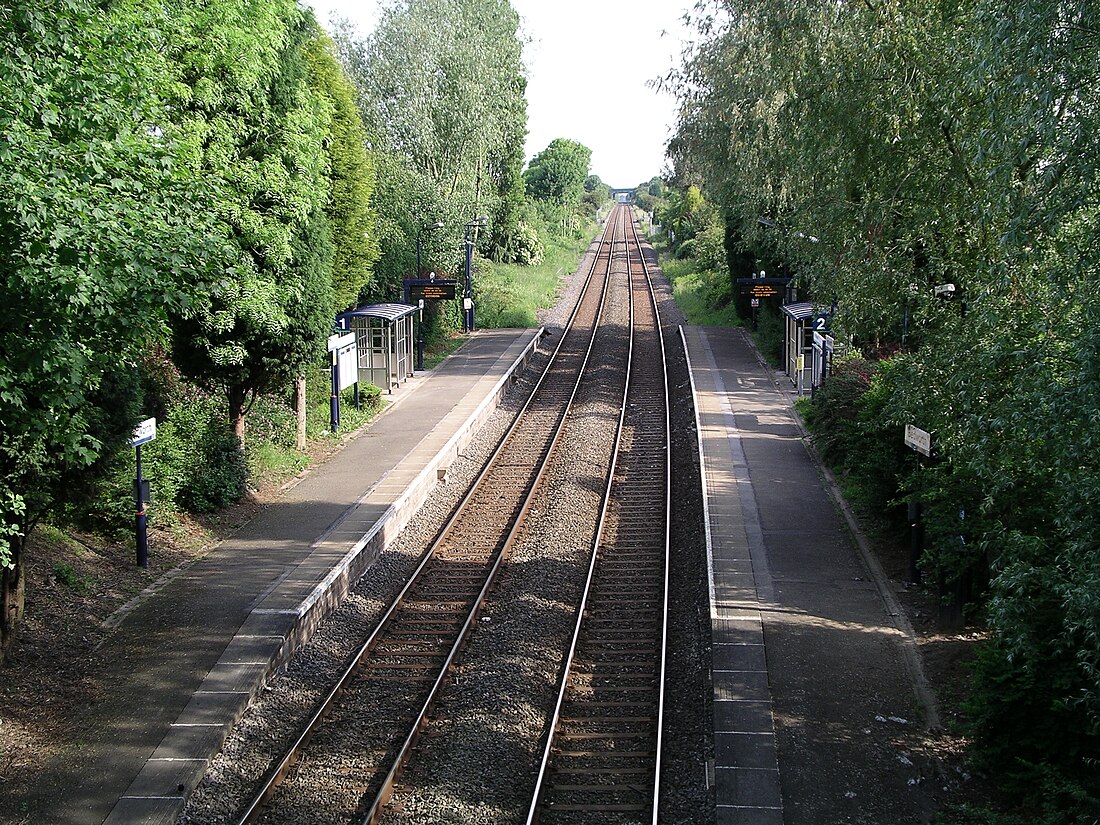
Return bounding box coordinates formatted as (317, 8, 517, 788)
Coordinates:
(675, 238, 697, 259)
(963, 539, 1100, 820)
(142, 385, 248, 513)
(693, 222, 729, 273)
(178, 416, 247, 513)
(511, 221, 544, 266)
(798, 354, 911, 528)
(804, 356, 878, 469)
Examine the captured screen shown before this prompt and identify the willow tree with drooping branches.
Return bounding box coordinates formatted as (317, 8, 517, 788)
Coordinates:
(670, 0, 1100, 811)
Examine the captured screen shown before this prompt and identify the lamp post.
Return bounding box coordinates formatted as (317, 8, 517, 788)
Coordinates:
(415, 220, 444, 370)
(416, 220, 444, 280)
(758, 216, 822, 380)
(464, 215, 488, 333)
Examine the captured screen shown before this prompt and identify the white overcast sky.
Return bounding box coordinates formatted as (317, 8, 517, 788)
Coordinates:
(306, 0, 695, 190)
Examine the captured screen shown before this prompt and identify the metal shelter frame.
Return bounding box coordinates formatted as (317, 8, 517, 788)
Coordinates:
(337, 303, 417, 393)
(782, 301, 818, 395)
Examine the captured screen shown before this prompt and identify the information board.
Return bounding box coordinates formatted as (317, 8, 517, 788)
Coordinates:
(406, 279, 458, 301)
(736, 276, 789, 298)
(328, 332, 358, 391)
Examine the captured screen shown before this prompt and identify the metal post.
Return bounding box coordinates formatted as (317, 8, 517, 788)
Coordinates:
(908, 495, 923, 584)
(464, 226, 473, 333)
(330, 356, 339, 432)
(413, 221, 443, 366)
(463, 217, 486, 333)
(416, 302, 424, 371)
(135, 445, 148, 569)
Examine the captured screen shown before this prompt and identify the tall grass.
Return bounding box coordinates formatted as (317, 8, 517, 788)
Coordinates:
(659, 254, 741, 327)
(474, 229, 595, 328)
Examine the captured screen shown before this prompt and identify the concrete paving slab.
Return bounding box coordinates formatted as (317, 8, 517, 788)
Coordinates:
(684, 324, 936, 825)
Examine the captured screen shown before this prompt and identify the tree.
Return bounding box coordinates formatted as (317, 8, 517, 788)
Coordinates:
(669, 0, 1100, 810)
(165, 1, 335, 439)
(581, 174, 610, 217)
(524, 137, 591, 204)
(339, 0, 529, 270)
(0, 0, 220, 656)
(524, 137, 592, 236)
(658, 183, 705, 246)
(306, 32, 380, 315)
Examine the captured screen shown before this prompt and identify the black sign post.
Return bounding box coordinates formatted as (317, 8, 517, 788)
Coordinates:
(129, 418, 156, 569)
(904, 424, 931, 585)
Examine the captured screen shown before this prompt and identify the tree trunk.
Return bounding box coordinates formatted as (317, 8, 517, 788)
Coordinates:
(294, 375, 307, 451)
(229, 384, 247, 442)
(1, 538, 25, 663)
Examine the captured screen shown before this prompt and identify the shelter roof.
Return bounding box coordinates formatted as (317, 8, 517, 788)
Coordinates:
(781, 301, 818, 321)
(339, 303, 417, 323)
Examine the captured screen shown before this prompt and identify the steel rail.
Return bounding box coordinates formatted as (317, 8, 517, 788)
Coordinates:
(629, 208, 673, 824)
(356, 218, 623, 825)
(525, 203, 672, 824)
(235, 213, 621, 825)
(524, 203, 638, 823)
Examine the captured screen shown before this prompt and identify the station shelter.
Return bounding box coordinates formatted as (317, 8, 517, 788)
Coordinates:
(337, 303, 417, 393)
(781, 301, 838, 396)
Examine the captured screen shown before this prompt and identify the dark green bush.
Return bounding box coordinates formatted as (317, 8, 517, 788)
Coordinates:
(962, 536, 1100, 821)
(800, 354, 911, 529)
(675, 238, 697, 259)
(177, 415, 247, 513)
(245, 392, 299, 451)
(803, 357, 876, 468)
(133, 385, 248, 514)
(700, 266, 733, 309)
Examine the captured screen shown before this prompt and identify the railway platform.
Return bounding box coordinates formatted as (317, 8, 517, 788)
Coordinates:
(684, 325, 937, 825)
(30, 327, 544, 825)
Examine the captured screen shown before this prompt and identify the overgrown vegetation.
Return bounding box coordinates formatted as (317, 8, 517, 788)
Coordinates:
(666, 1, 1100, 819)
(0, 0, 615, 659)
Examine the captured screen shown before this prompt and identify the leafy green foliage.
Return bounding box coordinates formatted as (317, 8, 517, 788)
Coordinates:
(524, 138, 592, 207)
(52, 562, 93, 595)
(0, 0, 219, 571)
(474, 227, 593, 328)
(306, 32, 380, 314)
(670, 0, 1100, 812)
(165, 1, 335, 434)
(338, 0, 528, 270)
(660, 251, 738, 327)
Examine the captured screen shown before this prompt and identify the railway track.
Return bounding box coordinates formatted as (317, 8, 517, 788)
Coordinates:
(238, 208, 637, 825)
(526, 211, 671, 824)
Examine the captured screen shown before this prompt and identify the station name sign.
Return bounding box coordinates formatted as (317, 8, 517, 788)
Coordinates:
(129, 417, 157, 447)
(736, 276, 790, 299)
(406, 278, 458, 301)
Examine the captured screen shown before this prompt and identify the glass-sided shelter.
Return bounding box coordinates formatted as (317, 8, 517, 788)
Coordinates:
(782, 301, 819, 395)
(337, 303, 417, 393)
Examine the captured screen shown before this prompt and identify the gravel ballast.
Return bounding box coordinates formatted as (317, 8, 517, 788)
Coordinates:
(178, 229, 715, 825)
